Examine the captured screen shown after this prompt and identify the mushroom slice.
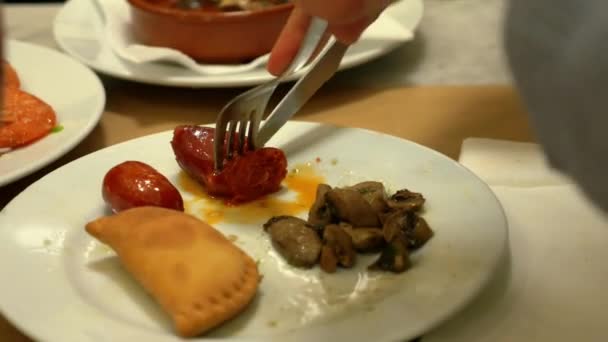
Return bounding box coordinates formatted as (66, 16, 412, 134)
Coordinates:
(263, 216, 322, 268)
(325, 188, 380, 227)
(382, 210, 407, 242)
(382, 210, 434, 249)
(406, 214, 434, 250)
(307, 184, 334, 226)
(368, 236, 411, 273)
(347, 181, 388, 215)
(323, 224, 357, 268)
(342, 225, 385, 253)
(320, 245, 338, 273)
(386, 189, 425, 212)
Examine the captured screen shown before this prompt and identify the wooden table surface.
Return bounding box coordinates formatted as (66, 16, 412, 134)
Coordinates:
(0, 83, 535, 340)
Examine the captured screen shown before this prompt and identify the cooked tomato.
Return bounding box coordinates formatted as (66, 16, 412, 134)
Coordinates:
(102, 161, 184, 213)
(0, 88, 56, 148)
(171, 125, 288, 204)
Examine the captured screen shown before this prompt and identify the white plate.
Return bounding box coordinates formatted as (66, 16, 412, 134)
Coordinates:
(0, 39, 105, 187)
(0, 122, 507, 341)
(52, 0, 423, 88)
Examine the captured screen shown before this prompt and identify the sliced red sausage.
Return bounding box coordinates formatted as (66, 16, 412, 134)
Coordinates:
(0, 88, 56, 148)
(3, 60, 20, 88)
(171, 125, 288, 204)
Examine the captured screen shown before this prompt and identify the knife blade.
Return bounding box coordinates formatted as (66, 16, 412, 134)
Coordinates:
(255, 38, 348, 148)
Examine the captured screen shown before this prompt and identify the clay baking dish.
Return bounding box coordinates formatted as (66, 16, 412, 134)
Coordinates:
(126, 0, 293, 64)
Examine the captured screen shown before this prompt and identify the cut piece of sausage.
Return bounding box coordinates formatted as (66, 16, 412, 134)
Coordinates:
(0, 88, 56, 148)
(171, 125, 287, 204)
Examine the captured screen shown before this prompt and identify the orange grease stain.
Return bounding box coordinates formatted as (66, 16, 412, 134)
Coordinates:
(178, 163, 325, 225)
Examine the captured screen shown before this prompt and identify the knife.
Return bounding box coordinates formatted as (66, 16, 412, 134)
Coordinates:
(254, 38, 349, 147)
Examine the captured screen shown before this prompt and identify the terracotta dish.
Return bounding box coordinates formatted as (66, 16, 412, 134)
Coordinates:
(127, 0, 293, 64)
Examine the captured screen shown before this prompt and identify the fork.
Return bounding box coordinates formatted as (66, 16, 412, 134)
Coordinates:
(213, 17, 328, 171)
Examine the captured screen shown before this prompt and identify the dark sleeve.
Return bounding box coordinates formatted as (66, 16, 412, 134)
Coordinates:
(504, 0, 608, 213)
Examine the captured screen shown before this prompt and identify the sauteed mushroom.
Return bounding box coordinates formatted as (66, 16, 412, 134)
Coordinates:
(382, 210, 433, 249)
(308, 184, 334, 226)
(382, 210, 407, 242)
(323, 224, 357, 268)
(342, 225, 385, 253)
(347, 181, 388, 215)
(325, 188, 380, 227)
(368, 236, 411, 273)
(263, 180, 434, 275)
(386, 189, 425, 212)
(320, 245, 338, 273)
(405, 214, 434, 250)
(263, 216, 322, 268)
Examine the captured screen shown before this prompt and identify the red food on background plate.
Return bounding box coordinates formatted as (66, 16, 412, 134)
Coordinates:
(3, 60, 20, 88)
(171, 125, 288, 204)
(0, 87, 56, 148)
(102, 161, 184, 213)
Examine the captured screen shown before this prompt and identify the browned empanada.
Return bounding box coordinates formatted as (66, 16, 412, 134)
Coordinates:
(85, 206, 259, 337)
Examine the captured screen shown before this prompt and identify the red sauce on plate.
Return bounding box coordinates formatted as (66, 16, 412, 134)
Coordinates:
(179, 162, 324, 225)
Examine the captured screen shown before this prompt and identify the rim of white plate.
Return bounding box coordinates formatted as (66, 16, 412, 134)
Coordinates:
(0, 39, 106, 187)
(0, 121, 508, 342)
(51, 0, 424, 88)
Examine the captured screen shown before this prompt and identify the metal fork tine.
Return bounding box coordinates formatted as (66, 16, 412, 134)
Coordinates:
(214, 116, 229, 169)
(213, 17, 329, 171)
(246, 116, 256, 151)
(226, 120, 237, 159)
(238, 118, 248, 155)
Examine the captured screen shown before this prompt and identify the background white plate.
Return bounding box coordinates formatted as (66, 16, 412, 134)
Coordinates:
(0, 39, 106, 187)
(52, 0, 424, 88)
(0, 122, 507, 341)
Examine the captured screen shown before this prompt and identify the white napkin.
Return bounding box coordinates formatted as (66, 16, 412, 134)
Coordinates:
(425, 138, 608, 342)
(95, 0, 413, 75)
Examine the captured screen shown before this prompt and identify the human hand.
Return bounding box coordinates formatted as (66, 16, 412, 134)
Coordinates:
(267, 0, 391, 75)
